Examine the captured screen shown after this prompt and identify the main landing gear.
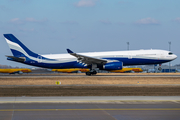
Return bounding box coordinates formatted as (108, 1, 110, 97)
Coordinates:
(85, 64, 98, 76)
(85, 70, 97, 76)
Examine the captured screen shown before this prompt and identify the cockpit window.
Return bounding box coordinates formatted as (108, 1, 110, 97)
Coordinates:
(169, 52, 173, 55)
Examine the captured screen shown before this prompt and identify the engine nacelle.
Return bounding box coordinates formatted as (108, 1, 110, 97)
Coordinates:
(103, 62, 123, 70)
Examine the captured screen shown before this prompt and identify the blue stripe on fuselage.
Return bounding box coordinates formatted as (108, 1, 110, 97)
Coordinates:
(10, 49, 56, 61)
(21, 57, 170, 69)
(103, 57, 171, 66)
(24, 61, 88, 69)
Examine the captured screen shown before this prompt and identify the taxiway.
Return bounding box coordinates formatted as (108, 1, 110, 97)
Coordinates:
(0, 97, 180, 120)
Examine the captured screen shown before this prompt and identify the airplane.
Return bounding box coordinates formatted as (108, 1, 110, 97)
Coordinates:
(3, 34, 177, 76)
(0, 68, 31, 74)
(110, 68, 143, 73)
(52, 68, 83, 73)
(52, 68, 143, 73)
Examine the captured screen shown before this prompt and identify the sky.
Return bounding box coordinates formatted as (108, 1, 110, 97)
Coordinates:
(0, 0, 180, 68)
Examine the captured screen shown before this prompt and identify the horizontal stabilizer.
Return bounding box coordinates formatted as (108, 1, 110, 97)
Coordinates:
(6, 55, 25, 62)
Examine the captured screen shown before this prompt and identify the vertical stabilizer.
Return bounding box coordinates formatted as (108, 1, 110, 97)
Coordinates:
(3, 34, 38, 58)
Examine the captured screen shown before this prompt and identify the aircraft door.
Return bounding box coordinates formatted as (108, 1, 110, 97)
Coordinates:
(128, 53, 132, 59)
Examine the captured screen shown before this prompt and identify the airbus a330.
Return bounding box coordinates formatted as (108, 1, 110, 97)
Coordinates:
(3, 34, 177, 75)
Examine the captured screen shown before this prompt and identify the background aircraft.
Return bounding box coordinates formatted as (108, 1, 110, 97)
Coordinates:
(4, 34, 177, 76)
(110, 68, 143, 73)
(52, 68, 143, 73)
(52, 68, 83, 73)
(0, 68, 31, 74)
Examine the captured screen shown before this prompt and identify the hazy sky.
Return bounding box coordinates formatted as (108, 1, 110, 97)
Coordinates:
(0, 0, 180, 68)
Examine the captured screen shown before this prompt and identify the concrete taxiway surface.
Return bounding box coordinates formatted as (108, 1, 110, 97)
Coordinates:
(0, 102, 180, 120)
(0, 96, 180, 103)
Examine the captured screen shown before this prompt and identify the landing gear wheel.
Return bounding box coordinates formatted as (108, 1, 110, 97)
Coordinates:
(86, 72, 91, 76)
(158, 67, 162, 71)
(91, 71, 97, 75)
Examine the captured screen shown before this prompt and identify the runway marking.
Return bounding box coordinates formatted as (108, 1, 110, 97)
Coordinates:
(1, 100, 180, 104)
(0, 108, 180, 111)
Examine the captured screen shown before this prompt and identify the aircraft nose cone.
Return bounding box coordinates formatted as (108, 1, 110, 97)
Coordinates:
(174, 54, 177, 59)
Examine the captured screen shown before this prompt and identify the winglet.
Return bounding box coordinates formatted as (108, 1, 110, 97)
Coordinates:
(67, 49, 74, 54)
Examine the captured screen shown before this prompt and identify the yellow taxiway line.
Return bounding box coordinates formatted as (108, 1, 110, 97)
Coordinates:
(0, 108, 180, 111)
(0, 100, 180, 104)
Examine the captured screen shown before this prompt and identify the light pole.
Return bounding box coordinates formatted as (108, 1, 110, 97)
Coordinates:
(127, 42, 129, 50)
(169, 42, 171, 72)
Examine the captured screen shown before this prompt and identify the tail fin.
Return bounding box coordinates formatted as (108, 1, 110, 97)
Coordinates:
(3, 34, 38, 58)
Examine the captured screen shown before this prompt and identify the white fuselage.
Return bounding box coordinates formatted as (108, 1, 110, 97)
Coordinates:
(41, 49, 177, 65)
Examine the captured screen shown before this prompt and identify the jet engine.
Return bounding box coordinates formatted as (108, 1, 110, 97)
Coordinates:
(103, 62, 123, 70)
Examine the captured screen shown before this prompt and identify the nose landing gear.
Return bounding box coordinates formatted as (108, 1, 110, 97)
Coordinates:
(158, 64, 162, 71)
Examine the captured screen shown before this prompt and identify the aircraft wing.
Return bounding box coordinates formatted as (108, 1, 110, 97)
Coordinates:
(67, 49, 107, 65)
